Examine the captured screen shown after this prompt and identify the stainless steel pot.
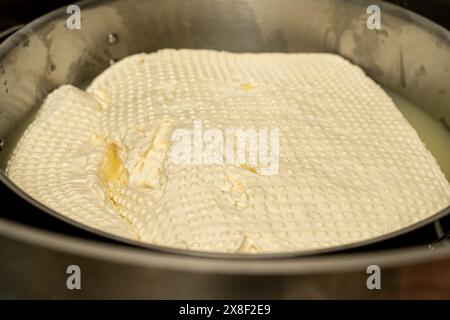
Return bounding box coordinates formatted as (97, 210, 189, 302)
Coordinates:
(0, 0, 450, 298)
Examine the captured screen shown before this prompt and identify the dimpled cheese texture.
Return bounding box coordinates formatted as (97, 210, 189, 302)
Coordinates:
(6, 49, 450, 253)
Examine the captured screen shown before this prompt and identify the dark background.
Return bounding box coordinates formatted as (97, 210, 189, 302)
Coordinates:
(0, 0, 449, 32)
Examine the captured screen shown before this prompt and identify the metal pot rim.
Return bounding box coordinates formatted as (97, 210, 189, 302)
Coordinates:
(0, 0, 450, 272)
(2, 216, 450, 274)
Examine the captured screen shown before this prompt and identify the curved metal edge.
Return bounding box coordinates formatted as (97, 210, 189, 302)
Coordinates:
(0, 0, 449, 261)
(378, 0, 450, 36)
(0, 25, 26, 42)
(2, 216, 450, 275)
(351, 0, 450, 36)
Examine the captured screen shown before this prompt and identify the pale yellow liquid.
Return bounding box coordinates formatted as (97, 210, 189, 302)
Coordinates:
(384, 88, 450, 182)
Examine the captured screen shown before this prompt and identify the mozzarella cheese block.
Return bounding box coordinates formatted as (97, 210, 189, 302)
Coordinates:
(6, 49, 450, 253)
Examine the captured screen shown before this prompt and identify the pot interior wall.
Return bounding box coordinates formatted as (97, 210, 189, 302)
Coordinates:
(0, 0, 449, 142)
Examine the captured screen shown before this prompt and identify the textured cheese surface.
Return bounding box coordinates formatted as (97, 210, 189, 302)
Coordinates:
(6, 49, 450, 253)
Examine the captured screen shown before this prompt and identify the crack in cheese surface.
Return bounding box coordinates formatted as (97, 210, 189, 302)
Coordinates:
(6, 49, 450, 253)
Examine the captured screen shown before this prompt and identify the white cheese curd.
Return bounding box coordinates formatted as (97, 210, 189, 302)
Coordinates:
(6, 49, 450, 253)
